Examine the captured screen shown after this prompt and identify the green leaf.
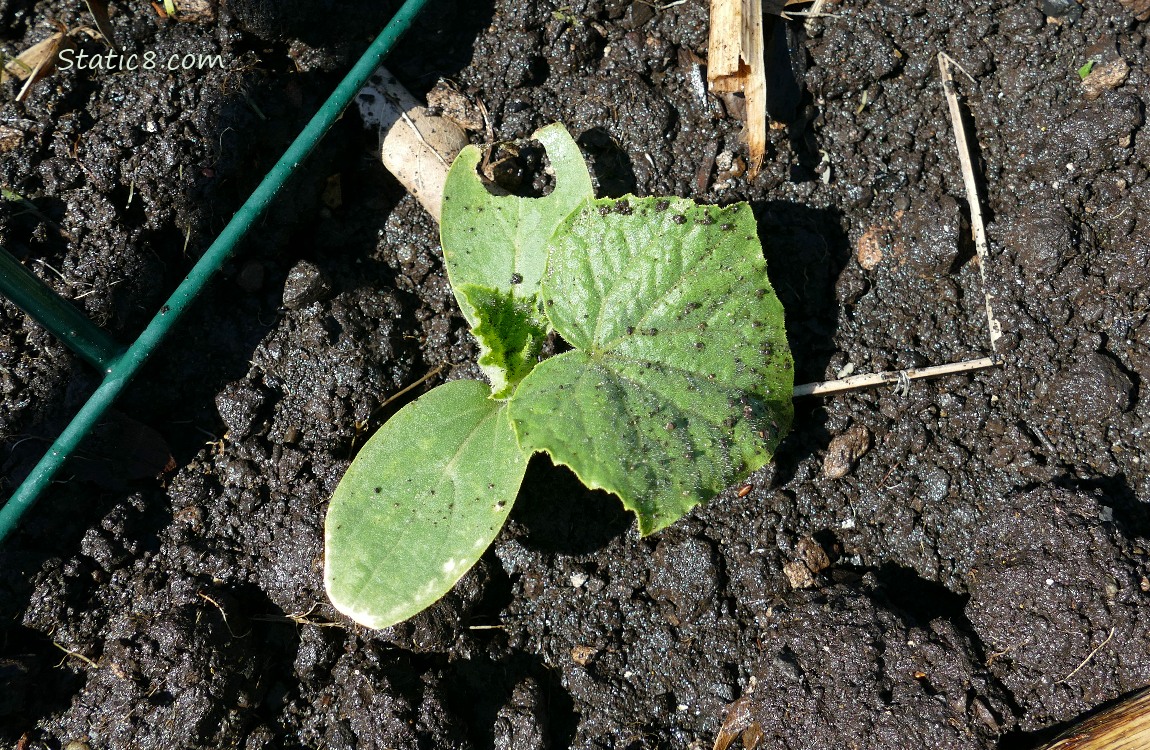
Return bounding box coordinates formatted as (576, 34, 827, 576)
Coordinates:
(509, 197, 793, 535)
(325, 380, 527, 629)
(457, 283, 550, 399)
(1078, 59, 1096, 79)
(441, 123, 594, 319)
(441, 123, 593, 396)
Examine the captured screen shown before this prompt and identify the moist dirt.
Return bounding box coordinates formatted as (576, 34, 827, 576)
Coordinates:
(2, 0, 1150, 747)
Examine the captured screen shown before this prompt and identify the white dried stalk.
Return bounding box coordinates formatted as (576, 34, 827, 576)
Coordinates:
(793, 357, 997, 397)
(356, 66, 468, 222)
(938, 52, 1003, 353)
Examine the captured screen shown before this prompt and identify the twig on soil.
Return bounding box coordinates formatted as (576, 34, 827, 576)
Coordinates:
(197, 591, 251, 638)
(792, 356, 997, 397)
(1056, 627, 1115, 684)
(938, 52, 1002, 354)
(985, 637, 1030, 666)
(802, 0, 828, 31)
(877, 460, 902, 489)
(52, 641, 100, 670)
(252, 603, 346, 629)
(1023, 419, 1059, 458)
(373, 364, 445, 416)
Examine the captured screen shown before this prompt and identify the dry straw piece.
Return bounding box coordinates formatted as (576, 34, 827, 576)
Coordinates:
(1041, 686, 1150, 750)
(707, 0, 767, 177)
(2, 32, 74, 102)
(938, 52, 1002, 354)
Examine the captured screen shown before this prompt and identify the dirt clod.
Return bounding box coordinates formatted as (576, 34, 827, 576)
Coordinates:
(733, 582, 1013, 748)
(281, 259, 332, 310)
(966, 488, 1150, 729)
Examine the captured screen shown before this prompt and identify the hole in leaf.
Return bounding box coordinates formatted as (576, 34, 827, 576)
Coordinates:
(478, 140, 555, 198)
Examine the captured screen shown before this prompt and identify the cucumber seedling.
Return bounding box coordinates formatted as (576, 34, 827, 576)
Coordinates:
(324, 124, 793, 629)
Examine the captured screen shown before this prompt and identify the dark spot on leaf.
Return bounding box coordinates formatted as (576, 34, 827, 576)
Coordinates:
(626, 326, 635, 335)
(647, 327, 658, 336)
(672, 214, 687, 225)
(511, 273, 523, 284)
(599, 205, 611, 216)
(720, 223, 734, 231)
(695, 342, 705, 350)
(615, 199, 632, 215)
(685, 302, 701, 313)
(698, 214, 714, 225)
(655, 199, 670, 211)
(755, 289, 767, 298)
(374, 487, 382, 493)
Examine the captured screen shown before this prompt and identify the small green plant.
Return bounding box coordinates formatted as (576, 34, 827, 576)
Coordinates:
(324, 124, 794, 629)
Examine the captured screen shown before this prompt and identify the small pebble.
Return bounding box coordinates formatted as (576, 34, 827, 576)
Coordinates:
(796, 536, 832, 573)
(1082, 58, 1130, 100)
(823, 425, 871, 479)
(856, 225, 887, 270)
(571, 645, 598, 665)
(783, 560, 817, 589)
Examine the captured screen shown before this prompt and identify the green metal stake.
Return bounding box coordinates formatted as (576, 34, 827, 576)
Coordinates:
(0, 0, 432, 544)
(0, 245, 125, 369)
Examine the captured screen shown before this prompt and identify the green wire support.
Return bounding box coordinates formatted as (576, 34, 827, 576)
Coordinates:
(0, 245, 125, 369)
(0, 0, 432, 544)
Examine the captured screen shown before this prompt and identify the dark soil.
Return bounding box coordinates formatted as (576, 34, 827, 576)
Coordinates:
(2, 0, 1149, 747)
